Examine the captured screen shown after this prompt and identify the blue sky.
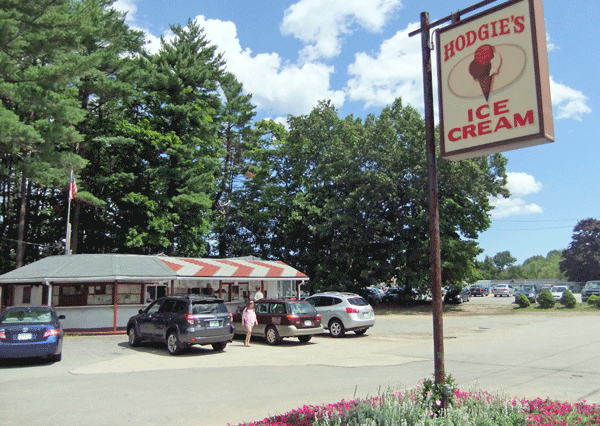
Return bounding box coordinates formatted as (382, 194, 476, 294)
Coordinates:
(113, 0, 597, 265)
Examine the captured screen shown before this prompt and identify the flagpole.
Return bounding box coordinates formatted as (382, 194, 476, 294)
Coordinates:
(65, 170, 73, 255)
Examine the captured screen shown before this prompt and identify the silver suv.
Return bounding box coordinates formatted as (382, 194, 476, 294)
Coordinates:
(305, 292, 375, 337)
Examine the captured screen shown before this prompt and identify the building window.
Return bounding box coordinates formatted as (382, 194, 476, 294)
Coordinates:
(22, 286, 32, 304)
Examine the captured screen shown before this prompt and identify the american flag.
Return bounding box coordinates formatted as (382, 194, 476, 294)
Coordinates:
(69, 171, 78, 200)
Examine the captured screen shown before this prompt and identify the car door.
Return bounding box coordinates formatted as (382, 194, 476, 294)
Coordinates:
(152, 298, 176, 340)
(316, 296, 335, 325)
(253, 302, 269, 335)
(138, 299, 164, 336)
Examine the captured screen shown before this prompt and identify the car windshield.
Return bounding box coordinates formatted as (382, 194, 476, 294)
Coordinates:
(585, 282, 600, 289)
(553, 287, 567, 292)
(522, 286, 535, 292)
(289, 302, 317, 315)
(191, 301, 228, 314)
(0, 307, 53, 324)
(495, 285, 506, 288)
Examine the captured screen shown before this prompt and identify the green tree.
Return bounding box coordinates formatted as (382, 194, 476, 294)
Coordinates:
(560, 218, 600, 282)
(493, 251, 517, 272)
(1, 0, 93, 269)
(229, 99, 508, 292)
(117, 20, 227, 256)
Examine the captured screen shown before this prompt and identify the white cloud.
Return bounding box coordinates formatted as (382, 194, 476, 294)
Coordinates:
(490, 172, 542, 218)
(546, 32, 557, 52)
(281, 0, 402, 62)
(550, 76, 592, 121)
(345, 22, 424, 109)
(196, 16, 345, 116)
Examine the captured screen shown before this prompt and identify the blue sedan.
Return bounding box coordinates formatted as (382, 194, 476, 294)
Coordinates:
(0, 306, 65, 362)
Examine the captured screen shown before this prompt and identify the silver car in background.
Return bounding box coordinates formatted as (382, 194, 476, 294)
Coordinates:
(305, 292, 375, 337)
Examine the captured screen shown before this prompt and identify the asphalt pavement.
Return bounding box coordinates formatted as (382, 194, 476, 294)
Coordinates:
(1, 294, 599, 426)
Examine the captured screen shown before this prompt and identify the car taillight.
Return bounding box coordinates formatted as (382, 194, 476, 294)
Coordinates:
(287, 314, 300, 322)
(228, 312, 233, 322)
(316, 314, 321, 321)
(185, 314, 195, 325)
(346, 307, 359, 314)
(0, 331, 6, 339)
(43, 328, 60, 338)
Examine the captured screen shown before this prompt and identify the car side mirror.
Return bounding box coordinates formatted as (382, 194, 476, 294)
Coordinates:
(58, 315, 66, 320)
(139, 309, 144, 314)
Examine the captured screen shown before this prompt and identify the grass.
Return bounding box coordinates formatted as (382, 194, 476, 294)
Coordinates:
(230, 384, 600, 425)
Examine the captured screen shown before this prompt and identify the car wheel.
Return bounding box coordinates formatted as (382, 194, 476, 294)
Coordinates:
(128, 326, 140, 347)
(212, 342, 227, 351)
(354, 328, 367, 336)
(166, 332, 183, 355)
(298, 335, 312, 343)
(265, 325, 281, 345)
(329, 319, 346, 338)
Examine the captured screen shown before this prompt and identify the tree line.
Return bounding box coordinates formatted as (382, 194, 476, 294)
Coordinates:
(10, 1, 597, 293)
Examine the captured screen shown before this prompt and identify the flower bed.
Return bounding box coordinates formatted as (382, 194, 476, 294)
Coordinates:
(231, 387, 600, 426)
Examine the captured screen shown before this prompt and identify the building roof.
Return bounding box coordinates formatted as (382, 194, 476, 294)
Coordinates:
(0, 254, 309, 284)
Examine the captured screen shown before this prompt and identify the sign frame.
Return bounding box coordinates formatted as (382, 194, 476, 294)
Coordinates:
(436, 0, 553, 161)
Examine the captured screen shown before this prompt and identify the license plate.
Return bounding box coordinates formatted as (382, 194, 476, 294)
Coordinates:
(362, 312, 370, 318)
(304, 320, 312, 326)
(209, 320, 219, 328)
(18, 333, 32, 340)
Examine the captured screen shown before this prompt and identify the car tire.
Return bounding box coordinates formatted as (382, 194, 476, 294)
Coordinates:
(166, 331, 183, 355)
(298, 335, 312, 343)
(212, 342, 227, 351)
(265, 325, 281, 345)
(128, 326, 140, 347)
(354, 328, 367, 336)
(329, 319, 346, 338)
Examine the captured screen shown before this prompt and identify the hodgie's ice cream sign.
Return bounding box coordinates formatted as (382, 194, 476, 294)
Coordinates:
(436, 0, 553, 161)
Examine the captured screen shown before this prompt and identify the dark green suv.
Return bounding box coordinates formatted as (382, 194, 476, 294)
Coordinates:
(127, 295, 234, 355)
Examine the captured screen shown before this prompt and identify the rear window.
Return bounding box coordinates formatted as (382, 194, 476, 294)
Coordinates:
(0, 307, 53, 324)
(347, 297, 368, 306)
(289, 302, 317, 315)
(191, 301, 229, 315)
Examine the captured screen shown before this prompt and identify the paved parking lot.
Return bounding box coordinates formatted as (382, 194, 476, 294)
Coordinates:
(1, 294, 599, 426)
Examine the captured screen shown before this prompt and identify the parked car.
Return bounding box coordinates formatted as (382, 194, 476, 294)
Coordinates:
(305, 292, 375, 338)
(492, 284, 515, 297)
(550, 285, 570, 301)
(581, 280, 600, 303)
(514, 284, 538, 303)
(444, 287, 471, 304)
(127, 295, 234, 355)
(356, 287, 383, 305)
(470, 285, 489, 297)
(382, 286, 421, 304)
(232, 298, 323, 345)
(0, 306, 65, 362)
(535, 284, 553, 296)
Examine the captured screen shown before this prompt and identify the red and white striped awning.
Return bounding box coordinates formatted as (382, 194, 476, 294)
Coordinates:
(158, 257, 308, 280)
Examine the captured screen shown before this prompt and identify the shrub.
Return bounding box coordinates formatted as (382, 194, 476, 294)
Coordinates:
(560, 290, 577, 308)
(588, 295, 600, 305)
(537, 289, 555, 309)
(516, 293, 530, 308)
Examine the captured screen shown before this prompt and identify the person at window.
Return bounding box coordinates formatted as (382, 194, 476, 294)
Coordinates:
(205, 283, 215, 296)
(254, 286, 264, 300)
(241, 301, 257, 347)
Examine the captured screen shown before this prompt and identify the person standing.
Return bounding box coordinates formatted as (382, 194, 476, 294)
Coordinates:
(241, 301, 257, 347)
(254, 286, 264, 300)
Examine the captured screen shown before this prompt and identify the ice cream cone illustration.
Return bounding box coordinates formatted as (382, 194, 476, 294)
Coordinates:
(469, 44, 502, 101)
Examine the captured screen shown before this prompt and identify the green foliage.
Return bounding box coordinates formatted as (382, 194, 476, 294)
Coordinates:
(588, 295, 600, 306)
(476, 250, 566, 281)
(560, 290, 577, 308)
(560, 218, 600, 282)
(537, 289, 556, 309)
(420, 375, 457, 414)
(516, 293, 530, 308)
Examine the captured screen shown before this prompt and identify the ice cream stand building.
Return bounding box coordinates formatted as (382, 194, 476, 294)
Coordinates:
(0, 254, 309, 332)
